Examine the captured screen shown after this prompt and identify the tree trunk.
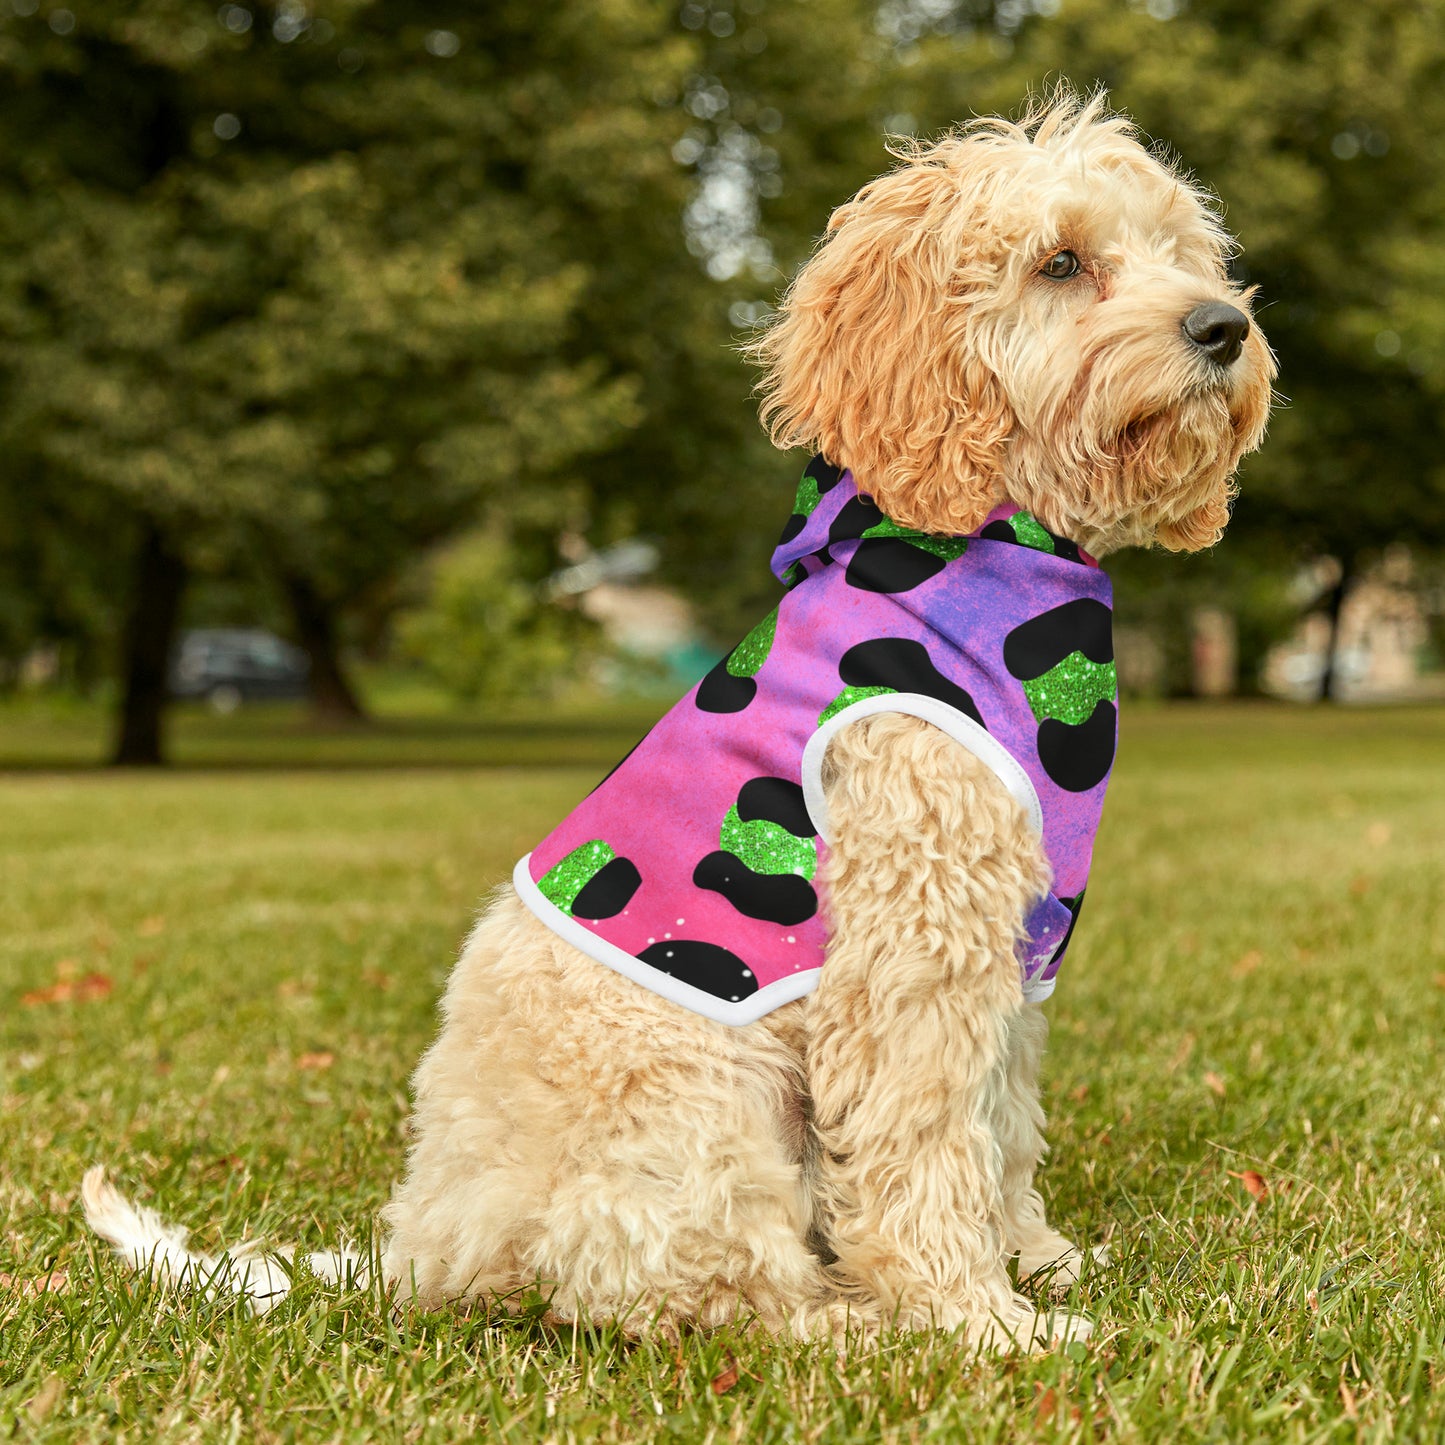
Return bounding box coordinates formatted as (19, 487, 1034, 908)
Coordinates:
(111, 523, 187, 766)
(284, 572, 367, 724)
(1317, 554, 1355, 703)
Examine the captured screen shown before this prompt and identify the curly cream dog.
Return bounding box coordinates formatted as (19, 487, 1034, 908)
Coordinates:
(86, 92, 1273, 1350)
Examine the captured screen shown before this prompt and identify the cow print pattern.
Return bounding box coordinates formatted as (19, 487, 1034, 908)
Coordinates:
(693, 776, 819, 926)
(820, 637, 985, 728)
(638, 939, 758, 1002)
(536, 839, 641, 921)
(1003, 599, 1116, 792)
(776, 454, 845, 549)
(981, 510, 1083, 564)
(827, 495, 971, 595)
(695, 609, 778, 714)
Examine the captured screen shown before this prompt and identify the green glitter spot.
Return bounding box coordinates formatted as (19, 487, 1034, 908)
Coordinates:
(537, 839, 615, 915)
(1021, 653, 1117, 726)
(818, 684, 897, 726)
(861, 515, 968, 563)
(793, 470, 822, 517)
(726, 608, 777, 678)
(720, 805, 817, 879)
(1009, 512, 1056, 554)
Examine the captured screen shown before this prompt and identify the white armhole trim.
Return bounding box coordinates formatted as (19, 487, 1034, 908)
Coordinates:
(1020, 976, 1057, 1004)
(800, 691, 1044, 843)
(511, 854, 822, 1027)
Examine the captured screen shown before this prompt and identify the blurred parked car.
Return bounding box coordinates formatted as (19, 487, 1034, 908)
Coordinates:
(169, 629, 310, 712)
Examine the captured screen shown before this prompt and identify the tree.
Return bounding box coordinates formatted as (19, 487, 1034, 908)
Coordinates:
(0, 0, 694, 758)
(893, 0, 1445, 691)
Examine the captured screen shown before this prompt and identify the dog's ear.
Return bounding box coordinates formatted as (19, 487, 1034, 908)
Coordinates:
(750, 150, 1013, 535)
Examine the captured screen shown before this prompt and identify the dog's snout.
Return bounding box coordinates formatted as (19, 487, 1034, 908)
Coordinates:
(1182, 302, 1250, 367)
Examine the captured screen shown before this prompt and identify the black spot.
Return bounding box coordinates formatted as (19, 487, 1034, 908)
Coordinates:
(805, 455, 845, 493)
(1053, 891, 1086, 961)
(1037, 701, 1116, 792)
(844, 537, 948, 594)
(638, 938, 759, 1001)
(838, 638, 984, 727)
(980, 517, 1082, 564)
(828, 494, 887, 545)
(777, 511, 807, 547)
(736, 777, 814, 838)
(1002, 598, 1113, 680)
(695, 658, 757, 714)
(570, 857, 642, 921)
(693, 852, 818, 926)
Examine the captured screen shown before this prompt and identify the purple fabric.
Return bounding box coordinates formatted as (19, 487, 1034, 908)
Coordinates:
(516, 460, 1117, 1025)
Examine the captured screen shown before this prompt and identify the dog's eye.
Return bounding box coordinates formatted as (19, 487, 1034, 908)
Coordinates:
(1041, 250, 1082, 280)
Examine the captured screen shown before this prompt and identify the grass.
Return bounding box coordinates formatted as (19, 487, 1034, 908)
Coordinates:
(1, 699, 1443, 1442)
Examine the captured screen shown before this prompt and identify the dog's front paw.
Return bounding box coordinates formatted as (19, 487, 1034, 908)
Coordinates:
(970, 1295, 1093, 1353)
(1017, 1238, 1110, 1294)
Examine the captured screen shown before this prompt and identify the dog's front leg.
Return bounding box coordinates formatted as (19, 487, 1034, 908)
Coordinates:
(807, 713, 1088, 1350)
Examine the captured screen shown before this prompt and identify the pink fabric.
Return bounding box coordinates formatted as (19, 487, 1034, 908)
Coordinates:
(515, 459, 1117, 1025)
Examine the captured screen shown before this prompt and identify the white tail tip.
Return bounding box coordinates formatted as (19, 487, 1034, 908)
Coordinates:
(81, 1166, 365, 1315)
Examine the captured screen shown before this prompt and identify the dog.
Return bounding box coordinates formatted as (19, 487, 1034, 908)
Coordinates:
(85, 90, 1273, 1351)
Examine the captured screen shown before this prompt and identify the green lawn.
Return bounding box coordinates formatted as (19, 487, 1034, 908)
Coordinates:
(2, 702, 1443, 1442)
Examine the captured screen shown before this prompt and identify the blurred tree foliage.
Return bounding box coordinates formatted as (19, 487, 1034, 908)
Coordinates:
(4, 0, 1445, 755)
(894, 0, 1445, 689)
(0, 0, 698, 757)
(395, 530, 596, 705)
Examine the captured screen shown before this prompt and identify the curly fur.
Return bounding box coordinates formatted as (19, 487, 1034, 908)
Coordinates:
(750, 90, 1273, 553)
(85, 89, 1272, 1354)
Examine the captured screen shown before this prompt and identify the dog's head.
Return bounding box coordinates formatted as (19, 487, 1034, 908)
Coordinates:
(752, 91, 1275, 555)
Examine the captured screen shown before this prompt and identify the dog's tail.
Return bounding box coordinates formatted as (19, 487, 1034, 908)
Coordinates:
(81, 1166, 369, 1315)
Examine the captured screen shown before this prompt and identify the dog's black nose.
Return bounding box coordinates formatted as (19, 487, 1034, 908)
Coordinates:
(1182, 302, 1250, 366)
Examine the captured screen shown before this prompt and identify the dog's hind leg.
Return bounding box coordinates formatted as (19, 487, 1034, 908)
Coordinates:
(992, 1004, 1095, 1291)
(805, 713, 1090, 1350)
(383, 891, 834, 1339)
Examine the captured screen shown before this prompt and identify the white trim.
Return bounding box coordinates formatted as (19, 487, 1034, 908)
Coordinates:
(1020, 975, 1057, 1004)
(799, 691, 1044, 843)
(512, 855, 821, 1028)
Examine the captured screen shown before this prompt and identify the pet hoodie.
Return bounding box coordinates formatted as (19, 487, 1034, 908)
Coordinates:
(514, 456, 1118, 1027)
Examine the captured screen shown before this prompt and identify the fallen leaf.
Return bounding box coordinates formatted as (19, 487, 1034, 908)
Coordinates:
(1364, 822, 1391, 849)
(1433, 973, 1445, 990)
(295, 1051, 334, 1071)
(138, 916, 166, 937)
(1204, 1071, 1227, 1098)
(710, 1356, 739, 1395)
(1034, 1386, 1058, 1425)
(1231, 950, 1263, 978)
(21, 973, 112, 1007)
(1229, 1169, 1268, 1200)
(0, 1268, 69, 1299)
